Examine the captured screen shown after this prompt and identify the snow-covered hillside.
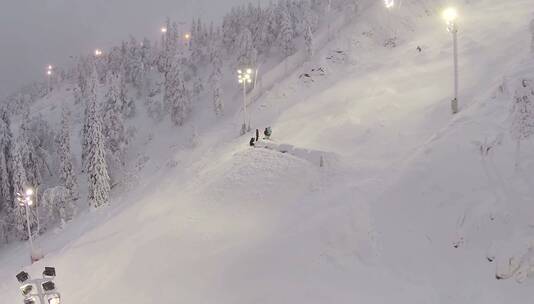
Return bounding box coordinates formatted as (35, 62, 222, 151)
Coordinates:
(1, 0, 534, 303)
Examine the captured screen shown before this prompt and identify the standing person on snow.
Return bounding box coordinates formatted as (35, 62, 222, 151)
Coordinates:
(256, 129, 260, 142)
(249, 137, 255, 147)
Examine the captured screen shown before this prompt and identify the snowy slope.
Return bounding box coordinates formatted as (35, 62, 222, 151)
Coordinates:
(2, 0, 534, 303)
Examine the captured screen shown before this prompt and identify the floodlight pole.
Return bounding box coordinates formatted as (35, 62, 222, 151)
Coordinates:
(18, 187, 42, 263)
(24, 201, 34, 258)
(238, 69, 253, 135)
(450, 23, 459, 114)
(34, 186, 40, 237)
(327, 0, 332, 42)
(33, 277, 47, 304)
(242, 80, 247, 133)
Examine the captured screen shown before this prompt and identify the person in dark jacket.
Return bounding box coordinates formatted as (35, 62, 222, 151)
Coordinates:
(256, 129, 260, 142)
(249, 137, 255, 147)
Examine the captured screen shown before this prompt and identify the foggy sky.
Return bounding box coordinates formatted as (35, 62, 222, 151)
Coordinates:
(0, 0, 259, 98)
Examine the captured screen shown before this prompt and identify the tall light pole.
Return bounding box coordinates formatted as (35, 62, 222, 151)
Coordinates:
(184, 33, 191, 48)
(16, 187, 42, 263)
(238, 69, 253, 135)
(384, 0, 397, 40)
(46, 67, 52, 95)
(160, 26, 167, 50)
(327, 0, 332, 41)
(443, 7, 459, 114)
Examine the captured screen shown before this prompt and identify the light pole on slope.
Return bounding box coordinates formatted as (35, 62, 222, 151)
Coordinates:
(160, 26, 168, 50)
(16, 187, 42, 263)
(238, 68, 253, 135)
(443, 7, 459, 114)
(46, 65, 53, 95)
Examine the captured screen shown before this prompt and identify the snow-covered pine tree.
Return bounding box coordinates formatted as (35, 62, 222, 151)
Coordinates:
(210, 49, 224, 117)
(82, 68, 98, 172)
(119, 70, 130, 115)
(10, 140, 33, 240)
(145, 85, 164, 121)
(237, 28, 257, 67)
(279, 3, 295, 59)
(304, 24, 314, 61)
(125, 98, 136, 118)
(42, 186, 75, 228)
(166, 21, 180, 73)
(510, 79, 534, 168)
(0, 109, 13, 214)
(18, 110, 42, 189)
(108, 46, 125, 76)
(190, 18, 206, 66)
(0, 152, 10, 216)
(164, 57, 190, 126)
(208, 22, 216, 45)
(303, 0, 320, 31)
(262, 4, 278, 52)
(191, 76, 204, 107)
(162, 21, 181, 114)
(128, 36, 145, 93)
(102, 72, 129, 170)
(85, 68, 111, 209)
(57, 106, 79, 201)
(141, 38, 153, 69)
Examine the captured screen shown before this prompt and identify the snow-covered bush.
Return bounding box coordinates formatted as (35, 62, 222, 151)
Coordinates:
(41, 186, 76, 228)
(510, 79, 534, 167)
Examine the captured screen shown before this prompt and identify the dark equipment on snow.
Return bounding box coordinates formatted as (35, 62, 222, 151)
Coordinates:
(264, 127, 272, 139)
(17, 271, 29, 283)
(416, 46, 422, 52)
(43, 267, 56, 278)
(41, 281, 55, 292)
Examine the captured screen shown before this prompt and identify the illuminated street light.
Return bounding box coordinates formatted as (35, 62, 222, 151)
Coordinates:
(161, 27, 167, 33)
(238, 69, 253, 135)
(442, 7, 458, 29)
(94, 49, 103, 57)
(384, 0, 395, 9)
(442, 7, 459, 114)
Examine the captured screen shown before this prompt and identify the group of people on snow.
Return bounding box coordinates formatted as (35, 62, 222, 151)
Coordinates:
(249, 127, 272, 147)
